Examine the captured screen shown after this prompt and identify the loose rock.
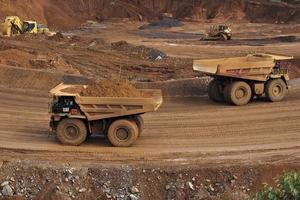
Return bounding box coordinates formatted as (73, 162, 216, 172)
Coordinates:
(130, 186, 139, 194)
(129, 194, 138, 200)
(78, 188, 87, 193)
(2, 184, 13, 197)
(188, 182, 195, 190)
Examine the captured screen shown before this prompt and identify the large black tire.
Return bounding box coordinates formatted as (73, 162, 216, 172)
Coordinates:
(133, 115, 144, 137)
(207, 79, 225, 102)
(56, 118, 87, 146)
(108, 119, 138, 147)
(265, 79, 287, 102)
(223, 83, 232, 104)
(226, 81, 252, 106)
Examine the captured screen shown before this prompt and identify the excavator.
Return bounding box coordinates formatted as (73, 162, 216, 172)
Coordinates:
(1, 16, 52, 37)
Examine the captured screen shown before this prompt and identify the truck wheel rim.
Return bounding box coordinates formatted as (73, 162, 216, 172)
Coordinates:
(272, 84, 282, 97)
(65, 125, 79, 139)
(235, 87, 247, 99)
(115, 127, 129, 141)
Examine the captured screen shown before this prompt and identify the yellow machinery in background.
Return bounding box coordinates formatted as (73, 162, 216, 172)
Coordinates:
(1, 16, 51, 37)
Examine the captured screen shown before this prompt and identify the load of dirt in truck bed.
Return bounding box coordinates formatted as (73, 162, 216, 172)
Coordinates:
(63, 79, 143, 98)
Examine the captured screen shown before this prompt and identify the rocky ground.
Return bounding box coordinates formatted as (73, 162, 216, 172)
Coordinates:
(0, 160, 299, 200)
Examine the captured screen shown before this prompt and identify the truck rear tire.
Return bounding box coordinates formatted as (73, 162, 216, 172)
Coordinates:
(208, 79, 224, 102)
(133, 115, 144, 137)
(56, 118, 87, 146)
(226, 81, 252, 106)
(108, 119, 138, 147)
(265, 79, 287, 102)
(224, 83, 232, 104)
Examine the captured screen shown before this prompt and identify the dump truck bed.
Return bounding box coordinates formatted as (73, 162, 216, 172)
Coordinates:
(50, 83, 163, 121)
(193, 53, 293, 81)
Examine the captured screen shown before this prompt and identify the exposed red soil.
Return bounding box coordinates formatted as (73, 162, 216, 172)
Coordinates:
(0, 49, 34, 68)
(0, 0, 299, 30)
(0, 66, 62, 90)
(289, 58, 300, 79)
(64, 79, 142, 97)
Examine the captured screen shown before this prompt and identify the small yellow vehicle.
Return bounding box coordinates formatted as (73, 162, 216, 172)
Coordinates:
(1, 16, 51, 37)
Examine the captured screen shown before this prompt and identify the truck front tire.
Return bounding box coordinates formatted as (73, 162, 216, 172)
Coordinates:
(108, 119, 138, 147)
(225, 81, 252, 106)
(265, 79, 287, 102)
(208, 79, 224, 102)
(56, 118, 87, 146)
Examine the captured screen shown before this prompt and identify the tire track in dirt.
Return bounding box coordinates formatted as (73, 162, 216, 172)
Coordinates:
(0, 85, 299, 165)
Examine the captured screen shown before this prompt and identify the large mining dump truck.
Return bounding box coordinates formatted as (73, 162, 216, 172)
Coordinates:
(49, 83, 163, 147)
(193, 53, 293, 106)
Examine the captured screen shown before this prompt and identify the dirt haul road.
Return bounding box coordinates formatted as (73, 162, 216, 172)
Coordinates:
(0, 81, 299, 166)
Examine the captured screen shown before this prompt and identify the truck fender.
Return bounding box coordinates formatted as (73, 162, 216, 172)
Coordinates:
(252, 83, 264, 95)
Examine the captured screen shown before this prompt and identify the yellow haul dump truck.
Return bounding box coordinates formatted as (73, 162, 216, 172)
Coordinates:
(193, 53, 293, 106)
(49, 83, 163, 147)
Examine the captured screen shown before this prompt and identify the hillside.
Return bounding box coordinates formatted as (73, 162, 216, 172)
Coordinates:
(0, 0, 299, 30)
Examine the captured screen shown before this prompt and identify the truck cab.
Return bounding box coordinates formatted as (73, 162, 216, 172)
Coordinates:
(23, 21, 38, 34)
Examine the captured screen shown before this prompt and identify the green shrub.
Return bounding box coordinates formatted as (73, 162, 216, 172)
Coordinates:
(254, 171, 300, 200)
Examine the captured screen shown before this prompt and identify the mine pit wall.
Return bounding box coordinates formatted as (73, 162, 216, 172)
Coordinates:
(0, 0, 299, 30)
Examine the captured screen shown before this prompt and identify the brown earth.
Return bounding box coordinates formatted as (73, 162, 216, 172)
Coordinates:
(0, 2, 300, 199)
(0, 81, 299, 199)
(289, 58, 300, 79)
(0, 0, 300, 30)
(0, 32, 195, 83)
(66, 79, 142, 98)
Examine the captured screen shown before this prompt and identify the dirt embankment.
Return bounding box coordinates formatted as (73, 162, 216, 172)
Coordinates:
(0, 0, 299, 30)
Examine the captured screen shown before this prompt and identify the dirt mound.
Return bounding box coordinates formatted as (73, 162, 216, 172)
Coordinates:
(74, 79, 142, 97)
(0, 49, 35, 68)
(0, 47, 79, 74)
(111, 41, 167, 60)
(0, 66, 62, 90)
